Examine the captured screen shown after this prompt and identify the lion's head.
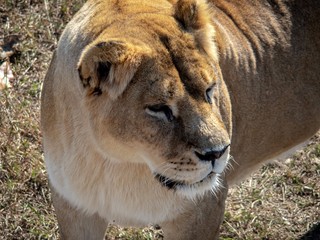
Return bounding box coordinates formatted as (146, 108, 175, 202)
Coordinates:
(76, 0, 232, 198)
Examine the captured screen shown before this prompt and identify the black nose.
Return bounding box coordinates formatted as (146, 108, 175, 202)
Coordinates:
(195, 145, 229, 162)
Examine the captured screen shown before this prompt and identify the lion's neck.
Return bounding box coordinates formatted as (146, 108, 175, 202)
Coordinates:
(209, 0, 291, 71)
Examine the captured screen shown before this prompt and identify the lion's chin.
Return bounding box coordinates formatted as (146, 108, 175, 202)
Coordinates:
(154, 171, 221, 198)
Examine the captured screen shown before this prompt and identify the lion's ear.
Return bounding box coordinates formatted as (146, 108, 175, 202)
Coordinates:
(77, 40, 143, 99)
(173, 0, 218, 61)
(174, 0, 209, 31)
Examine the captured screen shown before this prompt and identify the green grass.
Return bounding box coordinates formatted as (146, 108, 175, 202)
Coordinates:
(0, 1, 319, 239)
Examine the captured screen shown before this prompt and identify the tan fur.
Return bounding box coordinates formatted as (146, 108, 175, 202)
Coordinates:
(41, 0, 320, 239)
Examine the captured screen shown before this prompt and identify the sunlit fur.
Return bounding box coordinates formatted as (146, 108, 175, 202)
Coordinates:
(41, 0, 320, 239)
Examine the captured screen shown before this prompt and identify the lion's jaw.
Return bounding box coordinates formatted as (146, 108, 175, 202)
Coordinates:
(140, 146, 230, 198)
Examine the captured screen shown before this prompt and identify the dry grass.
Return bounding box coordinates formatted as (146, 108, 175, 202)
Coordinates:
(220, 134, 320, 240)
(0, 1, 319, 239)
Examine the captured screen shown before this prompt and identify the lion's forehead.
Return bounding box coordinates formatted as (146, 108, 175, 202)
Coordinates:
(83, 0, 219, 105)
(142, 41, 217, 103)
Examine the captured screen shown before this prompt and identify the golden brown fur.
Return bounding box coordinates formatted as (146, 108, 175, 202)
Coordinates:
(41, 0, 320, 239)
(211, 0, 320, 182)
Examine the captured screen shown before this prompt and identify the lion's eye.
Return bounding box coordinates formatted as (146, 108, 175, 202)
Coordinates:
(146, 104, 174, 122)
(205, 84, 217, 104)
(205, 87, 213, 104)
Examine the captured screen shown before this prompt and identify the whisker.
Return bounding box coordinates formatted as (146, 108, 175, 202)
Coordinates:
(210, 187, 218, 199)
(229, 155, 238, 166)
(225, 155, 237, 173)
(158, 165, 172, 176)
(154, 161, 170, 170)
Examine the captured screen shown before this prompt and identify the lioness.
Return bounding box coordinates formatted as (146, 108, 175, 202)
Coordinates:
(41, 0, 320, 239)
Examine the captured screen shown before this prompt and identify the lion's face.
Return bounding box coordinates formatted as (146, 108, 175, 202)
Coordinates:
(77, 0, 231, 197)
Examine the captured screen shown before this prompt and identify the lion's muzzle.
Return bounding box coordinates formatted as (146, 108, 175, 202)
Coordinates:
(194, 144, 230, 168)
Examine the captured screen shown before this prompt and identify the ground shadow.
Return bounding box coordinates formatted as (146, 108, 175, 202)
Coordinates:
(299, 222, 320, 240)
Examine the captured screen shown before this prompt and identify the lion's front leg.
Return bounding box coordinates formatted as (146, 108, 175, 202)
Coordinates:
(160, 179, 228, 240)
(50, 184, 108, 240)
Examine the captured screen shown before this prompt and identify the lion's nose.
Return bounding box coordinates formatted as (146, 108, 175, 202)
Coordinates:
(194, 145, 229, 163)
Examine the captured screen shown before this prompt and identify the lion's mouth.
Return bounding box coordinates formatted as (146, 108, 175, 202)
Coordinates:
(154, 171, 216, 190)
